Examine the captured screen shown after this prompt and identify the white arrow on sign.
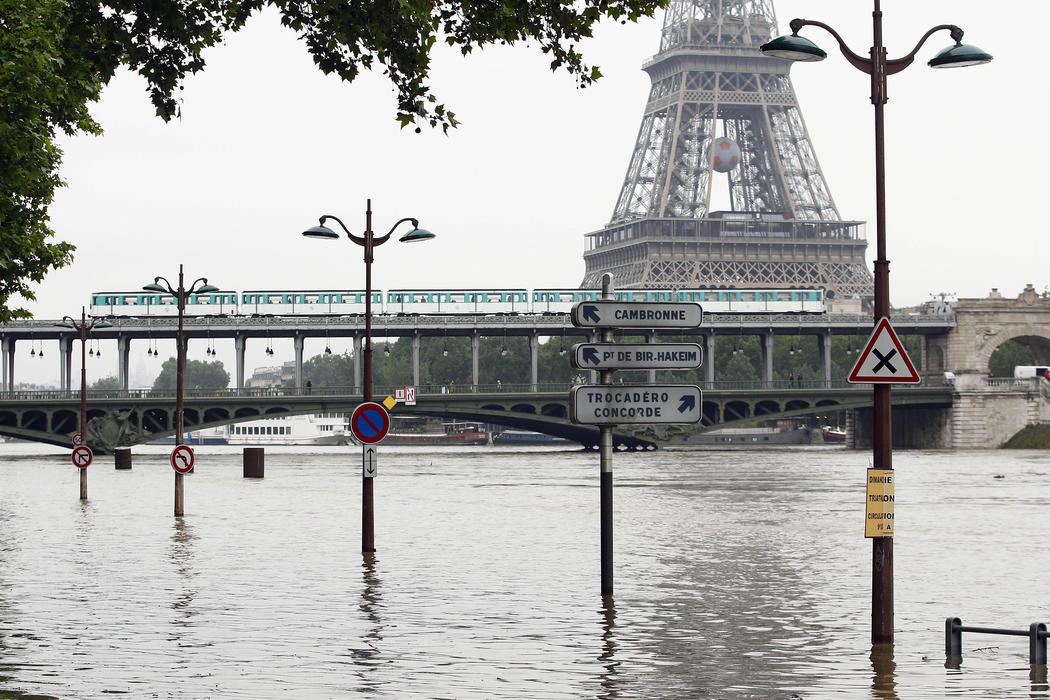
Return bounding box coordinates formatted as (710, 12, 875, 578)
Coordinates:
(362, 445, 378, 478)
(570, 385, 702, 425)
(571, 343, 703, 370)
(570, 301, 702, 329)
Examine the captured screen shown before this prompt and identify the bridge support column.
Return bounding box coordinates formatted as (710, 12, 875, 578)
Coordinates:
(117, 334, 131, 391)
(704, 332, 715, 388)
(2, 338, 14, 393)
(412, 333, 421, 387)
(530, 332, 539, 392)
(354, 335, 363, 394)
(235, 334, 246, 389)
(761, 331, 774, 388)
(293, 334, 304, 392)
(471, 334, 480, 389)
(819, 331, 833, 388)
(59, 336, 73, 394)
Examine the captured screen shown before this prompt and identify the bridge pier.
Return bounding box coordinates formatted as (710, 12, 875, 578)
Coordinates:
(293, 334, 304, 390)
(530, 332, 539, 392)
(59, 336, 72, 394)
(761, 331, 774, 388)
(818, 330, 832, 388)
(471, 333, 480, 389)
(704, 332, 715, 387)
(235, 334, 246, 389)
(354, 335, 362, 393)
(117, 335, 131, 391)
(412, 333, 421, 387)
(2, 337, 14, 393)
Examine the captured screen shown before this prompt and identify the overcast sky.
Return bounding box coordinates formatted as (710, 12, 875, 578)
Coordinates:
(13, 0, 1048, 386)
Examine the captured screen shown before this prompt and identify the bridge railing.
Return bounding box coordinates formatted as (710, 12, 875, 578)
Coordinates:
(0, 380, 891, 402)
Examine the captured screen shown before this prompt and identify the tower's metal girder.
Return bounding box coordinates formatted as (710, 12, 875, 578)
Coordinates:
(583, 0, 874, 304)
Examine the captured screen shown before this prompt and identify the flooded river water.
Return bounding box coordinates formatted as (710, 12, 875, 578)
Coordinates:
(1, 442, 1047, 698)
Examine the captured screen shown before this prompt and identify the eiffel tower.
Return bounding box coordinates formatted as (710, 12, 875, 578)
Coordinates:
(581, 0, 874, 305)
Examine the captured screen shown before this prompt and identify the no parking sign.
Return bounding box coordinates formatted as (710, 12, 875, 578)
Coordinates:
(351, 402, 390, 445)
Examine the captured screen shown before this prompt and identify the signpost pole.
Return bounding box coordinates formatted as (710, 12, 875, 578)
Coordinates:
(599, 273, 614, 598)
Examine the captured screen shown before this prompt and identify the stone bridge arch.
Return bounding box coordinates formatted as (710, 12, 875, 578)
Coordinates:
(938, 284, 1050, 374)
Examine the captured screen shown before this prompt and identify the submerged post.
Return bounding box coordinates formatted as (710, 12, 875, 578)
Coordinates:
(599, 273, 615, 597)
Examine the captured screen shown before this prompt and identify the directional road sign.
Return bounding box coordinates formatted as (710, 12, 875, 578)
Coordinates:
(71, 445, 93, 469)
(848, 317, 921, 384)
(362, 445, 378, 478)
(571, 301, 702, 329)
(170, 444, 195, 474)
(351, 402, 390, 444)
(570, 385, 703, 425)
(572, 343, 703, 371)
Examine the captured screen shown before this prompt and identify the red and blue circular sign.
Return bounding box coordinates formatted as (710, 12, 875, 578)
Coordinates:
(351, 402, 390, 444)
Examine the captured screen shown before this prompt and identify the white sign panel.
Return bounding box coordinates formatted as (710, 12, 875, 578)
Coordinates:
(571, 343, 703, 371)
(570, 385, 703, 425)
(362, 445, 378, 478)
(571, 301, 702, 329)
(848, 317, 921, 384)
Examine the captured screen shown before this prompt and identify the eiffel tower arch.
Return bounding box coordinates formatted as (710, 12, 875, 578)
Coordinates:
(581, 0, 874, 307)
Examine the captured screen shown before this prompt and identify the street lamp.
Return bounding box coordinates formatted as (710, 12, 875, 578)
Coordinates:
(57, 307, 111, 500)
(303, 198, 435, 553)
(143, 265, 218, 517)
(761, 1, 991, 645)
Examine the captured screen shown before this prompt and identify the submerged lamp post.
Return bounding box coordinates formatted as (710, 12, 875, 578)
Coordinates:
(303, 198, 435, 553)
(143, 265, 218, 517)
(761, 1, 991, 645)
(57, 308, 111, 500)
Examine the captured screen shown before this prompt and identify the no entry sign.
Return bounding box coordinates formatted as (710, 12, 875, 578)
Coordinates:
(71, 445, 92, 469)
(170, 444, 195, 474)
(351, 402, 390, 444)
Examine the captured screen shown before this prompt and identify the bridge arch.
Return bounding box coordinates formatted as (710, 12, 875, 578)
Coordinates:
(948, 285, 1050, 373)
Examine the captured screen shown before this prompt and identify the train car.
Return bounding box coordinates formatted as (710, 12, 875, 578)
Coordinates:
(385, 289, 529, 315)
(675, 289, 824, 313)
(89, 291, 239, 317)
(531, 289, 603, 314)
(239, 290, 378, 316)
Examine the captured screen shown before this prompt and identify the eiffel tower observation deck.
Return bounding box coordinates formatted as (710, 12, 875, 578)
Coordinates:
(581, 0, 874, 307)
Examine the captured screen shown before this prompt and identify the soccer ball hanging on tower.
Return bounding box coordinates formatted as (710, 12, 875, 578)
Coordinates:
(711, 137, 741, 173)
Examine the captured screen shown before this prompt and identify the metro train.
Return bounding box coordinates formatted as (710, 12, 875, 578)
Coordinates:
(88, 287, 825, 318)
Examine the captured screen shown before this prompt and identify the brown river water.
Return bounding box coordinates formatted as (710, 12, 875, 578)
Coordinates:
(0, 442, 1047, 698)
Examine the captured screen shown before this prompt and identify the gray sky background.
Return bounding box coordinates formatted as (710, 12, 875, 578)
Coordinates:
(14, 0, 1048, 386)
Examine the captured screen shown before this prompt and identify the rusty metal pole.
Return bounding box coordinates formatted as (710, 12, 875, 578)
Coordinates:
(869, 0, 894, 645)
(362, 201, 376, 553)
(599, 273, 614, 597)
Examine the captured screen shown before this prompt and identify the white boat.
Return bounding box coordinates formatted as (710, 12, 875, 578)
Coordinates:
(225, 412, 352, 446)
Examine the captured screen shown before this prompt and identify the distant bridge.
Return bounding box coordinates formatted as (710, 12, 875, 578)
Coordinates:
(0, 382, 953, 451)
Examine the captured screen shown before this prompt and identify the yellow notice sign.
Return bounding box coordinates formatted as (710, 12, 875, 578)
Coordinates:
(865, 469, 895, 538)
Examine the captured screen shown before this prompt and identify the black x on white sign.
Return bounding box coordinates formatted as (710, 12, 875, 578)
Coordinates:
(848, 317, 921, 384)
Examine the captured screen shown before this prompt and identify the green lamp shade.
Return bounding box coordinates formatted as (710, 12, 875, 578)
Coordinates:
(760, 34, 827, 62)
(142, 283, 167, 293)
(95, 320, 113, 328)
(56, 321, 74, 328)
(928, 42, 993, 68)
(197, 284, 219, 294)
(302, 224, 340, 239)
(399, 227, 436, 243)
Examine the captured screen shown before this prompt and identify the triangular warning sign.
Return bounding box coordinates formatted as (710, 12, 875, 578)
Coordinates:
(847, 317, 921, 384)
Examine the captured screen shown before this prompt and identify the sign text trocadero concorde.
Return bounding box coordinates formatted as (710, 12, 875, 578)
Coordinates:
(571, 343, 703, 371)
(571, 301, 703, 329)
(570, 385, 703, 425)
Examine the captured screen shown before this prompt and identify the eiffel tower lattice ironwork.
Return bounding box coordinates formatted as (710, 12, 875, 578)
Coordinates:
(581, 0, 874, 305)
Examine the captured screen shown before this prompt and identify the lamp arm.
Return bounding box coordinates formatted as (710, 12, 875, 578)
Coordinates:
(188, 277, 209, 293)
(374, 217, 419, 247)
(792, 18, 871, 74)
(319, 214, 367, 247)
(885, 24, 959, 75)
